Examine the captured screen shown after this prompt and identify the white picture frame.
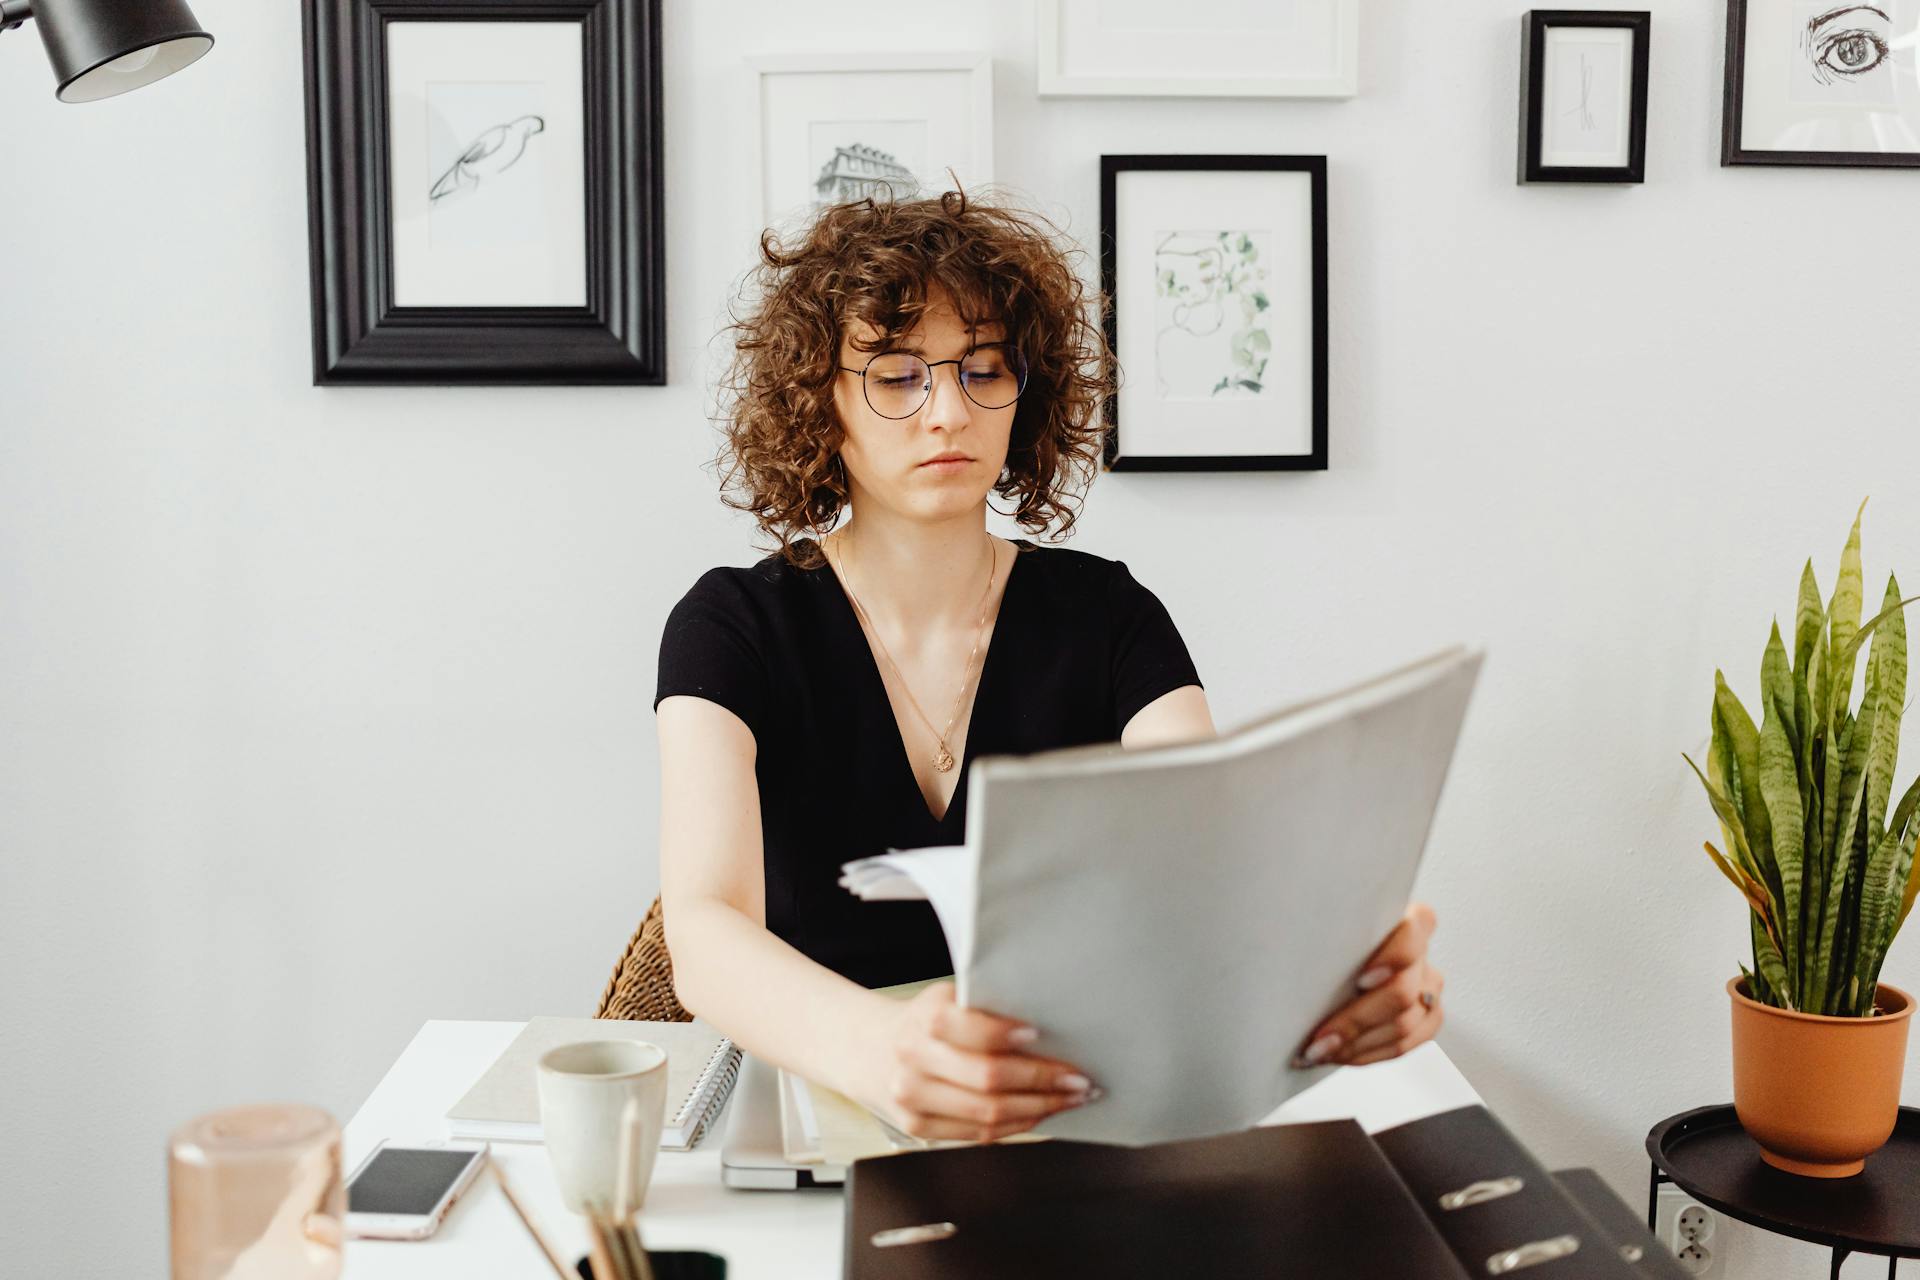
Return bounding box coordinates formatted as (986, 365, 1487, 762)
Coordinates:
(748, 52, 994, 229)
(1037, 0, 1358, 98)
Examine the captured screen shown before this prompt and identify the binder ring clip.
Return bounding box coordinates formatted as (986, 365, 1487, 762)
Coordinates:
(1439, 1176, 1524, 1211)
(871, 1222, 959, 1249)
(1485, 1234, 1580, 1274)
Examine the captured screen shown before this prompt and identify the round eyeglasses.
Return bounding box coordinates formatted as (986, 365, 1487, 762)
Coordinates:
(838, 344, 1029, 420)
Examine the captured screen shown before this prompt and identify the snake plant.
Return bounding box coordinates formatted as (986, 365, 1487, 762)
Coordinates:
(1683, 503, 1920, 1016)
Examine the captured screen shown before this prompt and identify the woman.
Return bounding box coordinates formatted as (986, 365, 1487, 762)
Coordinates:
(656, 189, 1444, 1143)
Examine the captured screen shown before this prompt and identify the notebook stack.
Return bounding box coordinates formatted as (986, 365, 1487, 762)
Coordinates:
(445, 1016, 742, 1151)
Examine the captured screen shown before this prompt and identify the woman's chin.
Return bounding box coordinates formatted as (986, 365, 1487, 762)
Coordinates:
(892, 484, 992, 522)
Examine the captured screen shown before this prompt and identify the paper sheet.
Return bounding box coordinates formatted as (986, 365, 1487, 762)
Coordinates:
(841, 647, 1483, 1145)
(837, 843, 976, 970)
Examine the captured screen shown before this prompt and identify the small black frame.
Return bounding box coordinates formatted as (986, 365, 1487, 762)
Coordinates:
(1099, 154, 1329, 473)
(1722, 0, 1920, 168)
(301, 0, 665, 385)
(1519, 10, 1651, 184)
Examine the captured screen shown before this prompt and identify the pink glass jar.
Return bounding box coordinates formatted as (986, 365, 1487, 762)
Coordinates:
(168, 1103, 345, 1280)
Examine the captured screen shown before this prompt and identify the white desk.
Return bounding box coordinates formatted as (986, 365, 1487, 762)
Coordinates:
(341, 1020, 1484, 1279)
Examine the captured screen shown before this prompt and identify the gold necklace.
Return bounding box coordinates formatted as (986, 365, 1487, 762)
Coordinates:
(830, 531, 999, 774)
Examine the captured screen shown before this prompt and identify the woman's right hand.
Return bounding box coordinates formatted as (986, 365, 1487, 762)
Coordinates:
(841, 982, 1097, 1143)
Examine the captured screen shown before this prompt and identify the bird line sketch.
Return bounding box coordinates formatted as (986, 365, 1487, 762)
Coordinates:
(1561, 53, 1598, 132)
(430, 113, 546, 203)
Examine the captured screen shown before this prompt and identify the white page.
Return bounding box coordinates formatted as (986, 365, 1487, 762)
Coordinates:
(838, 844, 975, 970)
(844, 647, 1482, 1146)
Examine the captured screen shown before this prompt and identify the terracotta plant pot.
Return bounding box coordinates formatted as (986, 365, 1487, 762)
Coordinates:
(1727, 976, 1914, 1177)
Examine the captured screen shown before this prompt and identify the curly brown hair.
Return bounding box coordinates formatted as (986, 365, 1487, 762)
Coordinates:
(715, 187, 1112, 570)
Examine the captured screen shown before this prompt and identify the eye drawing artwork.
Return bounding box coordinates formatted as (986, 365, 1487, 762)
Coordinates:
(430, 114, 546, 203)
(1724, 0, 1920, 165)
(1803, 4, 1889, 82)
(1153, 229, 1274, 400)
(1791, 2, 1894, 106)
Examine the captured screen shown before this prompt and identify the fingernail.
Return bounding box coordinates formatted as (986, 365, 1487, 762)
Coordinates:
(1082, 1085, 1105, 1104)
(1059, 1072, 1091, 1092)
(1356, 967, 1392, 991)
(1298, 1033, 1341, 1066)
(1008, 1026, 1039, 1046)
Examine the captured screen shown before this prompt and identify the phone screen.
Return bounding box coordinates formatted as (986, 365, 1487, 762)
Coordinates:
(348, 1147, 480, 1216)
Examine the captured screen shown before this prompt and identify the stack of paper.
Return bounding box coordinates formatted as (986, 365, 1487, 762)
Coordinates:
(444, 1016, 741, 1150)
(776, 978, 935, 1168)
(778, 1070, 916, 1166)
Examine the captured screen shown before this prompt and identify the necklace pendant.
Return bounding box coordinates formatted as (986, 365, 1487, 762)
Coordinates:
(932, 748, 956, 773)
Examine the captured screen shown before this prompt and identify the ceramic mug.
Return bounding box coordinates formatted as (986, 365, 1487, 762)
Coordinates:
(537, 1040, 668, 1216)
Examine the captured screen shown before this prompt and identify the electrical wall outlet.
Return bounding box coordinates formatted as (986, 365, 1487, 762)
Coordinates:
(1654, 1186, 1727, 1278)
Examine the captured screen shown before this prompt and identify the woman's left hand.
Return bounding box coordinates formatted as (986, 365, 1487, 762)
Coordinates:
(1291, 902, 1444, 1069)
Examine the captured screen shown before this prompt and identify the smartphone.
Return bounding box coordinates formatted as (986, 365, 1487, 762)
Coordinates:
(344, 1139, 489, 1240)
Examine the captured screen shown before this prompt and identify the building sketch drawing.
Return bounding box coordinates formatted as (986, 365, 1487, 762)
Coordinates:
(814, 142, 918, 207)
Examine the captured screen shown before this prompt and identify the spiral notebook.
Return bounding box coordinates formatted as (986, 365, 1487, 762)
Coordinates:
(444, 1016, 741, 1151)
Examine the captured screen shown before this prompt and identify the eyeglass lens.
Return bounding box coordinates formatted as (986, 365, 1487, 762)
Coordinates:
(862, 346, 1028, 418)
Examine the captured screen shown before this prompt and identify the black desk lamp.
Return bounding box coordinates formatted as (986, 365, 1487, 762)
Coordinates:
(0, 0, 212, 102)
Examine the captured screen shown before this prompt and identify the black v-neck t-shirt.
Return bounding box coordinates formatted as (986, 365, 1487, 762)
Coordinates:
(653, 536, 1203, 988)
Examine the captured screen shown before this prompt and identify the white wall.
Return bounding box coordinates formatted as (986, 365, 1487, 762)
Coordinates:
(4, 1, 1917, 1273)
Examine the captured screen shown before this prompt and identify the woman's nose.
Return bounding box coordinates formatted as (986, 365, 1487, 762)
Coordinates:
(920, 362, 973, 426)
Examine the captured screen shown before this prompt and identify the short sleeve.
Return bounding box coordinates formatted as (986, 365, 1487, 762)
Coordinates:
(654, 567, 771, 742)
(1109, 559, 1203, 734)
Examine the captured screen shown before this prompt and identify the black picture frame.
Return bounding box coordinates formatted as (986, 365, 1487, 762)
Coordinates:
(1518, 10, 1650, 184)
(1099, 155, 1329, 473)
(1722, 0, 1920, 168)
(301, 0, 665, 385)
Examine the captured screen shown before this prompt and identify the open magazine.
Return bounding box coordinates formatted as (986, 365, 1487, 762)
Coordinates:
(840, 647, 1484, 1145)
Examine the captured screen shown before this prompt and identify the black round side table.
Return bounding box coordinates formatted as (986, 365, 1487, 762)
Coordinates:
(1646, 1105, 1920, 1280)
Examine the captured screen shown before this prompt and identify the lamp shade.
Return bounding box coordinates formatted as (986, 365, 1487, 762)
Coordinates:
(33, 0, 212, 103)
